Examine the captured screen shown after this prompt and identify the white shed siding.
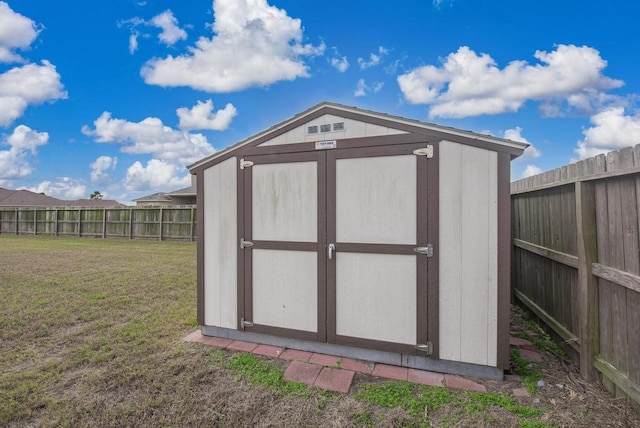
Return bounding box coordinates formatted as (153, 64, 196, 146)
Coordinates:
(203, 156, 237, 329)
(259, 114, 407, 146)
(439, 141, 498, 366)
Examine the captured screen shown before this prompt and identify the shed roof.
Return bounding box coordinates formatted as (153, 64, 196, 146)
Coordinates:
(189, 101, 529, 172)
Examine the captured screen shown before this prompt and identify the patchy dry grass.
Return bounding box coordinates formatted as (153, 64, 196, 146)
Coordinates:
(1, 235, 639, 427)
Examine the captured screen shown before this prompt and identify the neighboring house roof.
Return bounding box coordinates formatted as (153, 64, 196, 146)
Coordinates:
(167, 185, 196, 197)
(65, 199, 126, 208)
(0, 189, 65, 207)
(0, 187, 125, 208)
(188, 101, 530, 172)
(132, 192, 173, 203)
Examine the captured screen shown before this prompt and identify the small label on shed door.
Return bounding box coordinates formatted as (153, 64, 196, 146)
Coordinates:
(315, 140, 337, 150)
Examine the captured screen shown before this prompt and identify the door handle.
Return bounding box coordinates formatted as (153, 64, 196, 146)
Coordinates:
(328, 243, 336, 260)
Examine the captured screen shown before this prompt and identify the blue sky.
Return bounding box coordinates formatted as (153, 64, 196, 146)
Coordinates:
(1, 0, 639, 204)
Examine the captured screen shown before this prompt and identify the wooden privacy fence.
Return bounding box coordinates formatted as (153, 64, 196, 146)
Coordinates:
(0, 206, 196, 241)
(511, 144, 640, 405)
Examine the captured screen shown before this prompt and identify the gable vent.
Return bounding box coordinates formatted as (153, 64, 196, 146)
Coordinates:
(307, 122, 346, 135)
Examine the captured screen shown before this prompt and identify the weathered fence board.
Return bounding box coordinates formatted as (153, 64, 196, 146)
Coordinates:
(512, 143, 640, 406)
(0, 207, 196, 241)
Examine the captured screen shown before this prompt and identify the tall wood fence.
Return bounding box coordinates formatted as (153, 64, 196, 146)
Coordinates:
(511, 144, 640, 405)
(0, 206, 196, 241)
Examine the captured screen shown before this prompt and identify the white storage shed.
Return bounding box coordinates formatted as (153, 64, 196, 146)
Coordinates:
(189, 102, 528, 379)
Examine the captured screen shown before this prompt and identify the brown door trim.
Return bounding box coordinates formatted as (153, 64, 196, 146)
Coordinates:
(241, 151, 327, 342)
(326, 142, 438, 355)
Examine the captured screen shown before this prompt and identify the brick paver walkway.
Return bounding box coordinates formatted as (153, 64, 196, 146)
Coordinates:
(183, 330, 535, 395)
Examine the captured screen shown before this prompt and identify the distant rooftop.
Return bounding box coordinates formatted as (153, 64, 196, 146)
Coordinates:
(0, 187, 125, 208)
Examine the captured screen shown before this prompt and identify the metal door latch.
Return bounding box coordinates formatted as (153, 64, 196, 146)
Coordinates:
(413, 244, 433, 257)
(240, 318, 254, 330)
(240, 238, 253, 249)
(240, 159, 254, 169)
(416, 342, 433, 355)
(328, 243, 336, 260)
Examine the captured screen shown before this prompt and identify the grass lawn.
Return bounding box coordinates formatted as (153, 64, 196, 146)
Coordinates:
(1, 235, 637, 427)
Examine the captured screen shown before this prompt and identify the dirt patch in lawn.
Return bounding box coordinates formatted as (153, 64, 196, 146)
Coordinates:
(1, 235, 638, 427)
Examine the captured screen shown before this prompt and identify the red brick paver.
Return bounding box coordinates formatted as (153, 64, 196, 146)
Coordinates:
(309, 353, 341, 367)
(504, 374, 522, 382)
(283, 361, 322, 385)
(519, 349, 544, 363)
(279, 349, 313, 362)
(182, 330, 209, 343)
(512, 387, 530, 397)
(509, 336, 533, 347)
(226, 340, 258, 353)
(204, 337, 234, 348)
(314, 367, 355, 393)
(372, 363, 408, 381)
(408, 369, 445, 387)
(340, 358, 373, 374)
(252, 344, 283, 358)
(445, 374, 487, 392)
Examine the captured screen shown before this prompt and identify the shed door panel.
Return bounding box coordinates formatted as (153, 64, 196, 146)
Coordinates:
(336, 252, 416, 344)
(252, 249, 317, 332)
(328, 144, 431, 354)
(336, 155, 416, 244)
(242, 152, 326, 342)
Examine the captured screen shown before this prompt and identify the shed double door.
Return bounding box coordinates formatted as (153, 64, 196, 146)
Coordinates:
(241, 143, 434, 354)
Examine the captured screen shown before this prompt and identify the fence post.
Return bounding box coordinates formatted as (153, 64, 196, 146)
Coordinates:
(159, 207, 163, 241)
(102, 208, 107, 239)
(33, 208, 37, 235)
(576, 180, 599, 380)
(129, 208, 134, 239)
(15, 209, 18, 234)
(190, 207, 195, 242)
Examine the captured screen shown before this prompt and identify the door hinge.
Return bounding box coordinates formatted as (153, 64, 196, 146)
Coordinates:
(416, 342, 433, 355)
(240, 159, 254, 169)
(413, 244, 434, 257)
(240, 238, 253, 249)
(240, 317, 254, 330)
(413, 145, 433, 158)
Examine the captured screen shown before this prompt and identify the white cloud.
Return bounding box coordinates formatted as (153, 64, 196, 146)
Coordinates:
(397, 45, 623, 119)
(357, 46, 387, 70)
(90, 155, 118, 184)
(82, 112, 215, 165)
(0, 124, 48, 180)
(151, 10, 187, 45)
(141, 0, 325, 92)
(177, 99, 237, 130)
(574, 107, 640, 159)
(354, 79, 384, 97)
(0, 1, 40, 63)
(503, 126, 540, 160)
(521, 165, 543, 179)
(330, 56, 349, 73)
(27, 177, 86, 199)
(0, 60, 67, 126)
(129, 32, 139, 54)
(124, 159, 191, 191)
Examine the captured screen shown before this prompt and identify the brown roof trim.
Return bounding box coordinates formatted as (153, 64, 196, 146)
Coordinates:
(189, 102, 529, 173)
